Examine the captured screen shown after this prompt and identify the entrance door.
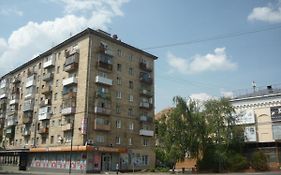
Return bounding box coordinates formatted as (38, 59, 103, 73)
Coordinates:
(102, 154, 111, 171)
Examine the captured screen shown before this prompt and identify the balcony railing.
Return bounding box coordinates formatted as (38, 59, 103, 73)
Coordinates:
(139, 76, 153, 84)
(94, 106, 111, 115)
(139, 129, 154, 137)
(63, 77, 77, 86)
(139, 89, 153, 97)
(94, 121, 110, 131)
(43, 58, 55, 68)
(64, 63, 78, 72)
(42, 72, 54, 81)
(62, 123, 72, 131)
(38, 127, 49, 134)
(22, 129, 31, 136)
(139, 102, 153, 109)
(22, 116, 32, 124)
(9, 99, 19, 105)
(140, 115, 153, 122)
(96, 91, 111, 100)
(42, 86, 52, 95)
(63, 92, 77, 100)
(139, 62, 152, 72)
(95, 76, 112, 86)
(23, 102, 34, 112)
(6, 117, 17, 126)
(38, 112, 51, 120)
(61, 107, 76, 115)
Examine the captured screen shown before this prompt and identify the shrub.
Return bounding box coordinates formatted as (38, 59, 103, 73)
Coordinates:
(227, 153, 249, 172)
(251, 150, 268, 171)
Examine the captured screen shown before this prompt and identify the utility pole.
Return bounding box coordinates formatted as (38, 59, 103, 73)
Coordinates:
(68, 121, 74, 174)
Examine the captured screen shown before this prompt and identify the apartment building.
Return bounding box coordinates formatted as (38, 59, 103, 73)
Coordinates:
(0, 28, 157, 173)
(230, 84, 281, 170)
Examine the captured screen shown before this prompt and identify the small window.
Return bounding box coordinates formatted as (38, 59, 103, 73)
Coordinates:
(116, 136, 121, 144)
(129, 81, 133, 89)
(57, 66, 60, 73)
(129, 122, 134, 130)
(116, 91, 122, 99)
(129, 67, 133, 75)
(116, 104, 120, 114)
(117, 77, 121, 85)
(128, 55, 133, 61)
(116, 120, 121, 128)
(117, 49, 122, 56)
(128, 138, 132, 145)
(50, 136, 54, 144)
(128, 108, 133, 116)
(56, 80, 59, 87)
(54, 93, 58, 100)
(117, 63, 121, 72)
(143, 138, 148, 146)
(128, 94, 133, 102)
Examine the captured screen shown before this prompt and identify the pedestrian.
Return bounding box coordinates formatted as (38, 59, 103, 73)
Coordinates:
(116, 163, 119, 174)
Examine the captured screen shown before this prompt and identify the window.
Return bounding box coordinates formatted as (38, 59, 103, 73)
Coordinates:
(116, 104, 120, 114)
(128, 55, 133, 61)
(117, 63, 122, 72)
(128, 67, 133, 75)
(143, 138, 148, 146)
(117, 49, 122, 56)
(38, 63, 41, 69)
(129, 122, 134, 130)
(57, 66, 60, 73)
(96, 135, 105, 143)
(117, 77, 121, 85)
(51, 120, 55, 127)
(128, 108, 133, 116)
(116, 91, 122, 99)
(129, 81, 133, 89)
(58, 119, 62, 126)
(116, 120, 121, 128)
(56, 80, 59, 87)
(128, 138, 132, 145)
(128, 94, 133, 102)
(142, 155, 148, 165)
(116, 136, 121, 144)
(54, 93, 58, 100)
(41, 137, 47, 144)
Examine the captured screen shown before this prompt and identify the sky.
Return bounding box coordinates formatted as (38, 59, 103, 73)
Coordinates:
(0, 0, 281, 112)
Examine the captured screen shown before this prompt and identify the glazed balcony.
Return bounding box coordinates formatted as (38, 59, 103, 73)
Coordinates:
(64, 63, 78, 72)
(140, 115, 153, 122)
(38, 127, 49, 134)
(97, 54, 113, 71)
(25, 87, 36, 99)
(42, 86, 52, 95)
(62, 77, 77, 86)
(139, 129, 154, 137)
(61, 107, 76, 115)
(6, 117, 17, 127)
(139, 76, 153, 85)
(40, 99, 51, 107)
(38, 106, 51, 120)
(95, 91, 111, 100)
(25, 78, 35, 88)
(22, 129, 31, 136)
(139, 102, 153, 109)
(139, 62, 152, 72)
(43, 58, 55, 68)
(0, 81, 7, 89)
(94, 120, 110, 131)
(62, 123, 72, 131)
(9, 98, 19, 105)
(94, 106, 111, 115)
(95, 76, 112, 86)
(63, 92, 77, 100)
(23, 102, 34, 112)
(42, 72, 54, 81)
(0, 93, 7, 99)
(139, 89, 153, 97)
(5, 128, 14, 138)
(22, 116, 32, 124)
(99, 45, 114, 56)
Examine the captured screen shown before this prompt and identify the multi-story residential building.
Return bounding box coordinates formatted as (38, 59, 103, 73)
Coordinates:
(230, 84, 281, 170)
(0, 28, 157, 173)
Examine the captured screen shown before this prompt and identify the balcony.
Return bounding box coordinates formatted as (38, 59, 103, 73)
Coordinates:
(63, 92, 77, 100)
(43, 58, 55, 68)
(38, 106, 51, 120)
(139, 102, 153, 109)
(42, 72, 54, 81)
(5, 128, 14, 138)
(96, 91, 111, 100)
(23, 102, 34, 112)
(64, 63, 78, 72)
(38, 127, 49, 134)
(139, 129, 154, 137)
(139, 76, 153, 85)
(62, 123, 72, 131)
(12, 78, 20, 84)
(94, 121, 110, 131)
(40, 99, 51, 107)
(22, 129, 31, 136)
(95, 76, 112, 86)
(61, 107, 76, 115)
(0, 81, 7, 89)
(140, 115, 153, 122)
(6, 117, 17, 126)
(99, 44, 114, 56)
(25, 87, 36, 99)
(139, 89, 153, 97)
(94, 107, 111, 115)
(25, 79, 35, 88)
(42, 86, 52, 95)
(63, 77, 77, 86)
(22, 116, 32, 124)
(9, 99, 19, 105)
(0, 93, 7, 99)
(139, 62, 152, 72)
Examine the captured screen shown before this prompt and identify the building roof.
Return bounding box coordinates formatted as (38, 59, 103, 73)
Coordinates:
(1, 28, 158, 79)
(230, 84, 281, 102)
(155, 107, 173, 120)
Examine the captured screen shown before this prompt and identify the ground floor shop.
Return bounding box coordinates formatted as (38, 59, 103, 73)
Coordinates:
(0, 146, 155, 173)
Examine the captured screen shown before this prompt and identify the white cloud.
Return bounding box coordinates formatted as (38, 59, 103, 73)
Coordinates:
(248, 3, 281, 23)
(167, 47, 237, 74)
(220, 89, 234, 98)
(190, 93, 215, 102)
(0, 0, 129, 76)
(0, 7, 23, 16)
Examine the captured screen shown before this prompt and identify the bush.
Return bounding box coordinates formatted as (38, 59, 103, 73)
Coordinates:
(251, 150, 268, 171)
(227, 153, 249, 172)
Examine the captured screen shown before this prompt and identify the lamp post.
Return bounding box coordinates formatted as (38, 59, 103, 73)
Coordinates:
(68, 121, 74, 174)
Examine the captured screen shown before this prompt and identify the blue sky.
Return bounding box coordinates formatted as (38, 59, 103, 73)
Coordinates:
(0, 0, 281, 112)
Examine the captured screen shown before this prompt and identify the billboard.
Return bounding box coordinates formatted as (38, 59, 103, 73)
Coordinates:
(271, 106, 281, 122)
(235, 109, 255, 125)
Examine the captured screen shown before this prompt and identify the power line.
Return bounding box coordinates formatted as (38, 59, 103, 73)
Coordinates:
(143, 24, 281, 50)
